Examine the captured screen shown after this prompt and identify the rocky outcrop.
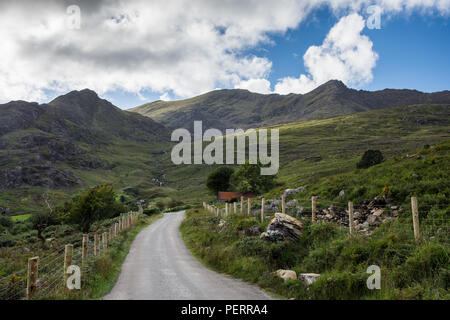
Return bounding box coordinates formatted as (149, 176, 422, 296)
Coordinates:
(242, 226, 262, 237)
(275, 269, 297, 282)
(282, 186, 307, 198)
(261, 213, 303, 241)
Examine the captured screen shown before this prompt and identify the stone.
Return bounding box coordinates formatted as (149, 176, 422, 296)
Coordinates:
(339, 189, 345, 197)
(282, 186, 307, 198)
(372, 209, 384, 217)
(262, 229, 285, 242)
(218, 219, 228, 228)
(295, 206, 304, 214)
(298, 273, 320, 286)
(275, 269, 297, 282)
(263, 213, 303, 241)
(367, 214, 381, 226)
(286, 199, 298, 208)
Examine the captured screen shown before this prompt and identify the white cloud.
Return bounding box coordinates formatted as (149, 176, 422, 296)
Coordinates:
(0, 0, 447, 102)
(275, 13, 379, 94)
(235, 78, 272, 94)
(159, 92, 172, 101)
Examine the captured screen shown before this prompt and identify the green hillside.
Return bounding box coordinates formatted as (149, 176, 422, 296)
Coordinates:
(159, 103, 450, 204)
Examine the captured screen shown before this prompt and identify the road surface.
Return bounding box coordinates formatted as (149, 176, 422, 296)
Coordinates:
(104, 211, 272, 300)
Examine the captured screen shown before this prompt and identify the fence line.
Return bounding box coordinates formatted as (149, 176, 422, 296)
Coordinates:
(0, 211, 142, 300)
(203, 195, 449, 246)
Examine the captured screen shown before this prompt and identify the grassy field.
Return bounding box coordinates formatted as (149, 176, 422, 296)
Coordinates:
(180, 142, 449, 300)
(10, 214, 31, 222)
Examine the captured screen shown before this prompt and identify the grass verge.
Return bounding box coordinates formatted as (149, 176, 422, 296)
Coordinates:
(180, 208, 449, 300)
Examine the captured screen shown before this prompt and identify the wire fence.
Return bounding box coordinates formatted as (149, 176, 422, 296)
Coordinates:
(203, 195, 450, 248)
(0, 211, 141, 300)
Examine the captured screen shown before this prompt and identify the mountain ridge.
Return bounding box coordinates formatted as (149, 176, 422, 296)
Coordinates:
(129, 80, 450, 131)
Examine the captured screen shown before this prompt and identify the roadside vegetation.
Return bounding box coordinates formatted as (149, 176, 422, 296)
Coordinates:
(181, 142, 449, 300)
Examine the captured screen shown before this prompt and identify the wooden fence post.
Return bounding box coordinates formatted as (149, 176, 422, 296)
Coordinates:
(102, 232, 107, 250)
(348, 202, 354, 235)
(282, 195, 286, 214)
(261, 198, 265, 223)
(411, 197, 421, 243)
(94, 233, 99, 256)
(225, 203, 228, 217)
(234, 202, 237, 214)
(109, 226, 114, 242)
(64, 244, 73, 285)
(26, 257, 39, 300)
(115, 223, 118, 238)
(247, 198, 251, 216)
(240, 196, 244, 214)
(82, 234, 88, 263)
(311, 196, 317, 223)
(118, 217, 122, 232)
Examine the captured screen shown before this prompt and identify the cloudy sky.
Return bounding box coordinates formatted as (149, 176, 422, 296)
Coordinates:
(0, 0, 449, 108)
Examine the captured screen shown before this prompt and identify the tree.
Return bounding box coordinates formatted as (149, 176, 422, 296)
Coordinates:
(206, 166, 235, 195)
(357, 150, 384, 169)
(30, 212, 55, 245)
(69, 183, 123, 232)
(230, 162, 276, 194)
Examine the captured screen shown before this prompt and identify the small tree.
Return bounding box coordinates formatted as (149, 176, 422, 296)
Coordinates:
(69, 183, 122, 232)
(206, 166, 235, 195)
(357, 150, 384, 169)
(230, 162, 276, 194)
(30, 212, 54, 245)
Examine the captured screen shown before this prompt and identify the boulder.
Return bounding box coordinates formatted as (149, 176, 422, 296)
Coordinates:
(298, 273, 320, 286)
(367, 214, 381, 226)
(263, 213, 303, 241)
(275, 269, 297, 282)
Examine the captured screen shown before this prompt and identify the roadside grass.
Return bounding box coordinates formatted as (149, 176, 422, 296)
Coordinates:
(180, 208, 449, 300)
(43, 213, 163, 300)
(180, 142, 449, 300)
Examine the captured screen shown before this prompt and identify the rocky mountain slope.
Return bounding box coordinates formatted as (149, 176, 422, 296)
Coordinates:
(129, 80, 450, 131)
(0, 90, 170, 212)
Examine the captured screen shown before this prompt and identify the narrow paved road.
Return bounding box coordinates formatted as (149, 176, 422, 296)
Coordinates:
(104, 211, 272, 300)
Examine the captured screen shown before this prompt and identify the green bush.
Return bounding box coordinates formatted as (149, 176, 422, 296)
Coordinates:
(143, 207, 161, 215)
(356, 150, 384, 169)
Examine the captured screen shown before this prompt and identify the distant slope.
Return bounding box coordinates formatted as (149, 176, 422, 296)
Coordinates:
(129, 80, 450, 131)
(0, 89, 170, 213)
(155, 103, 450, 203)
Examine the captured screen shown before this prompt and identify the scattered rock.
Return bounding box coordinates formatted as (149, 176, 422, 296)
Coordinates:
(339, 190, 345, 197)
(282, 186, 307, 198)
(298, 273, 320, 286)
(263, 213, 303, 242)
(275, 269, 297, 282)
(286, 199, 298, 208)
(372, 209, 384, 217)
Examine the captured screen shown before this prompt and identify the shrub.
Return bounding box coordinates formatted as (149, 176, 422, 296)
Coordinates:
(69, 183, 124, 232)
(143, 208, 161, 215)
(0, 215, 13, 229)
(357, 150, 384, 169)
(206, 166, 235, 195)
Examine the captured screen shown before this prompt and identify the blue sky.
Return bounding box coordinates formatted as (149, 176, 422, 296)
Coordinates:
(103, 9, 450, 109)
(1, 1, 449, 109)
